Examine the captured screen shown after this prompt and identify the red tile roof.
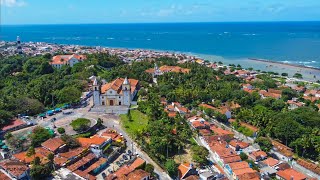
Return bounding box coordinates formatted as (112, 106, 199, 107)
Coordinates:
(51, 54, 86, 65)
(228, 161, 250, 171)
(233, 167, 257, 176)
(237, 172, 260, 180)
(296, 159, 320, 175)
(250, 150, 267, 160)
(276, 168, 307, 180)
(77, 135, 109, 147)
(0, 171, 10, 180)
(210, 125, 234, 137)
(178, 163, 192, 179)
(262, 157, 279, 167)
(101, 78, 139, 94)
(229, 139, 249, 149)
(67, 153, 96, 172)
(111, 158, 146, 178)
(191, 121, 210, 129)
(41, 137, 65, 152)
(0, 119, 26, 131)
(59, 147, 86, 159)
(0, 160, 29, 178)
(271, 140, 293, 157)
(13, 147, 51, 164)
(127, 169, 150, 180)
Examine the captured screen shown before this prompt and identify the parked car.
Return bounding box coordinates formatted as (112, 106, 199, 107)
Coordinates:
(50, 118, 57, 122)
(127, 150, 132, 155)
(123, 155, 128, 160)
(108, 169, 113, 173)
(101, 172, 106, 179)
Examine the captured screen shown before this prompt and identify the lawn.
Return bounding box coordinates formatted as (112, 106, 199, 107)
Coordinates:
(120, 110, 149, 138)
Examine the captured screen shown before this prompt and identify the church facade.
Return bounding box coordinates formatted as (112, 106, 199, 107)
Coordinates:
(93, 77, 139, 107)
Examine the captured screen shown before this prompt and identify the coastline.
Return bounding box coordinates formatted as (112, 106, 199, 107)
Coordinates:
(248, 58, 320, 71)
(2, 40, 320, 82)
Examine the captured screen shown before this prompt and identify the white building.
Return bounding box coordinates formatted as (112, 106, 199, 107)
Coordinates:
(50, 54, 86, 68)
(93, 77, 139, 107)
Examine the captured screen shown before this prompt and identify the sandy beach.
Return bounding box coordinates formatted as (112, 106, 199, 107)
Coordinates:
(196, 54, 320, 82)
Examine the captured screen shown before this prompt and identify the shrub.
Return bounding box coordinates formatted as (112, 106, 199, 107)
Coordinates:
(70, 118, 91, 132)
(145, 163, 154, 173)
(240, 152, 248, 160)
(57, 127, 65, 134)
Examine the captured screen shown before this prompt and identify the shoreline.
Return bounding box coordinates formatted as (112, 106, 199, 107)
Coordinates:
(2, 40, 320, 81)
(248, 58, 320, 71)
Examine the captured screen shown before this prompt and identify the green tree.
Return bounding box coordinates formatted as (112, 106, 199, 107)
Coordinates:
(165, 159, 178, 177)
(30, 126, 53, 147)
(191, 145, 209, 165)
(61, 134, 80, 148)
(145, 163, 154, 174)
(57, 127, 65, 134)
(27, 146, 36, 157)
(70, 118, 91, 132)
(56, 86, 82, 104)
(255, 137, 273, 152)
(240, 152, 248, 160)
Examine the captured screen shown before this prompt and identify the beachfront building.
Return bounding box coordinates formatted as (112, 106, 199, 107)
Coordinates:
(93, 77, 139, 107)
(50, 54, 86, 68)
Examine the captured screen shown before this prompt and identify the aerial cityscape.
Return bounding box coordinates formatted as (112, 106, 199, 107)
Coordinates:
(0, 0, 320, 180)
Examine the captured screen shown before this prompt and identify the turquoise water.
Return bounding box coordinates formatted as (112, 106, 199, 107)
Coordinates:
(1, 22, 320, 67)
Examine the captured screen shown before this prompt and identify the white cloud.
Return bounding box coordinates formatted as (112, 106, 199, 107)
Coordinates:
(1, 0, 26, 7)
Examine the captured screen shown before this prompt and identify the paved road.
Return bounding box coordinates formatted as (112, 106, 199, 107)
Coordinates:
(92, 112, 171, 180)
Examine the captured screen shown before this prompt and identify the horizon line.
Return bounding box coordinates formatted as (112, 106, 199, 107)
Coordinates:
(2, 20, 320, 26)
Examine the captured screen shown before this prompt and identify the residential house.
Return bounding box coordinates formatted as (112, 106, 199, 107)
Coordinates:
(13, 147, 51, 164)
(145, 64, 190, 76)
(126, 169, 150, 180)
(107, 157, 146, 179)
(271, 140, 294, 161)
(41, 137, 66, 154)
(58, 147, 88, 166)
(50, 54, 86, 68)
(248, 150, 267, 162)
(199, 104, 231, 119)
(0, 119, 28, 135)
(178, 163, 198, 179)
(225, 161, 249, 177)
(0, 171, 11, 180)
(229, 139, 249, 151)
(242, 83, 253, 90)
(296, 159, 320, 177)
(276, 168, 307, 180)
(77, 135, 112, 157)
(209, 141, 241, 167)
(259, 90, 281, 99)
(188, 116, 210, 130)
(261, 157, 279, 168)
(0, 160, 29, 180)
(287, 99, 304, 110)
(165, 102, 189, 118)
(210, 125, 234, 141)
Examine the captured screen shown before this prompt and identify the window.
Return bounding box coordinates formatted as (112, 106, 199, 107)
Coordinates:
(110, 91, 112, 94)
(102, 101, 105, 105)
(119, 96, 121, 98)
(102, 96, 104, 99)
(95, 87, 97, 91)
(119, 102, 121, 105)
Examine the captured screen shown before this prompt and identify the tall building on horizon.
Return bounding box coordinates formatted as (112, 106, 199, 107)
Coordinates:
(16, 36, 23, 54)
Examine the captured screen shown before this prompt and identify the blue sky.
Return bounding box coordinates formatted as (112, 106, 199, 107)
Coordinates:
(1, 0, 320, 25)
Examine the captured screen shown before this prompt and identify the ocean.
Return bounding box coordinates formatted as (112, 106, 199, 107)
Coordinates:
(1, 22, 320, 68)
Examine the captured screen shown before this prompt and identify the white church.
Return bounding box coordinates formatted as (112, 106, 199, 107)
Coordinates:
(92, 77, 139, 107)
